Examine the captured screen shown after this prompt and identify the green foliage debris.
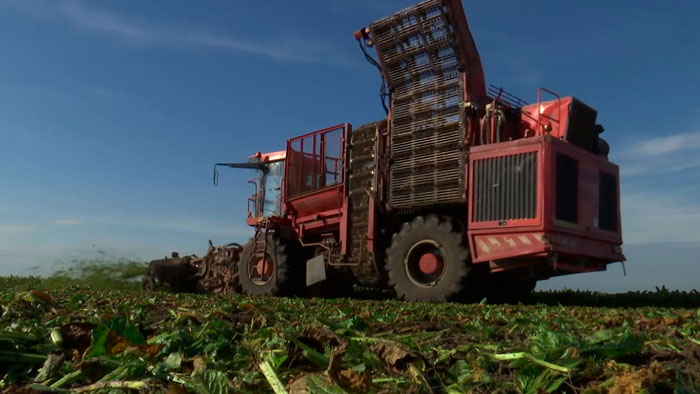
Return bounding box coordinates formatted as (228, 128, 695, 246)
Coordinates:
(1, 276, 699, 393)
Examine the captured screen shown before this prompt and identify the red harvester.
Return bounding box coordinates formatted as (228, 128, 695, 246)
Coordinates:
(146, 0, 624, 302)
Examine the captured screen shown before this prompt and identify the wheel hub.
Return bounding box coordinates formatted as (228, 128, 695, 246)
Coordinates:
(418, 253, 443, 275)
(255, 259, 274, 277)
(405, 240, 447, 287)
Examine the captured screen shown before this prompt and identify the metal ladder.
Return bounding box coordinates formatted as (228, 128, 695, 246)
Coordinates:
(252, 222, 271, 276)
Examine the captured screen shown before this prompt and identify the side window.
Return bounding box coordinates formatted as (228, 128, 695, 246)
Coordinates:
(302, 133, 322, 192)
(287, 139, 303, 198)
(262, 160, 284, 217)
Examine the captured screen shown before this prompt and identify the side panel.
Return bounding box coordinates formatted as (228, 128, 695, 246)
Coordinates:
(549, 137, 623, 244)
(289, 188, 343, 221)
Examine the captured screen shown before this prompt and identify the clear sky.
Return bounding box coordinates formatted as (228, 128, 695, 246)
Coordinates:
(1, 0, 699, 291)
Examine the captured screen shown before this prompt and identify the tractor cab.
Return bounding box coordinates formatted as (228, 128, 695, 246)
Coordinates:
(212, 151, 287, 224)
(214, 122, 348, 232)
(244, 121, 347, 229)
(246, 150, 286, 222)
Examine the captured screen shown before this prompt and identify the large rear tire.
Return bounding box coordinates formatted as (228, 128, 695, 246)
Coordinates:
(385, 215, 470, 302)
(238, 234, 294, 296)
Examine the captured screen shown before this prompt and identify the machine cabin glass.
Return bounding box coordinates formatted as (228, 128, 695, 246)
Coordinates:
(258, 160, 284, 218)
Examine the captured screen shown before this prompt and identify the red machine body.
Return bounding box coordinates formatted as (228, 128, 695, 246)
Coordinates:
(222, 0, 624, 301)
(284, 124, 348, 241)
(467, 135, 623, 268)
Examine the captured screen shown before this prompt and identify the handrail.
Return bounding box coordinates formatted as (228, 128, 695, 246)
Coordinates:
(247, 177, 260, 218)
(537, 88, 561, 135)
(487, 84, 528, 108)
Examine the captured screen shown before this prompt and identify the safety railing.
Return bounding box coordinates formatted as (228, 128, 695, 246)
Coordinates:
(536, 88, 561, 135)
(247, 177, 261, 218)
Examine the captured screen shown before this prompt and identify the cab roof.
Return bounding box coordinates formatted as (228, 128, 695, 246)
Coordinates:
(249, 150, 286, 162)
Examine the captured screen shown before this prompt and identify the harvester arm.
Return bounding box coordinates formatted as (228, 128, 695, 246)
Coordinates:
(212, 162, 266, 185)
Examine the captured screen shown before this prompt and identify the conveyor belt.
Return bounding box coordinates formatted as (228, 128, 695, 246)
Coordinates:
(369, 0, 484, 209)
(347, 122, 383, 286)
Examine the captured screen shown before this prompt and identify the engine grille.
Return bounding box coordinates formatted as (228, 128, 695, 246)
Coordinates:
(473, 152, 538, 222)
(370, 0, 466, 209)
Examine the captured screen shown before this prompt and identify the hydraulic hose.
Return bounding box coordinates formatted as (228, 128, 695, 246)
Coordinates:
(495, 109, 506, 143)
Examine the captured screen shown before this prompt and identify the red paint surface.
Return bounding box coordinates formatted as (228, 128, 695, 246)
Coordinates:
(467, 135, 624, 269)
(419, 253, 443, 275)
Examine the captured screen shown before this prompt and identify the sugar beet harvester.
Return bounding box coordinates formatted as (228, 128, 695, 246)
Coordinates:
(144, 0, 624, 302)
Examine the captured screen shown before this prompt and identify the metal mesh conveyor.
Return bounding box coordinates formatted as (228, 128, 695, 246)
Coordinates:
(347, 122, 382, 286)
(370, 0, 467, 209)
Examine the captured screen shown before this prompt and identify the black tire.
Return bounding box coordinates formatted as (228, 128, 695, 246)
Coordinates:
(385, 215, 470, 302)
(238, 234, 293, 296)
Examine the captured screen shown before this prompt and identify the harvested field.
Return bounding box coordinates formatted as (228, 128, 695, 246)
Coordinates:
(1, 276, 699, 393)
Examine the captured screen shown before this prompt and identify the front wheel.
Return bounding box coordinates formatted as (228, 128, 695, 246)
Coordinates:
(238, 234, 294, 296)
(385, 215, 470, 302)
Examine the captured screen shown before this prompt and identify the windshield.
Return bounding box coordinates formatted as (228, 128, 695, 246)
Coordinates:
(260, 160, 284, 217)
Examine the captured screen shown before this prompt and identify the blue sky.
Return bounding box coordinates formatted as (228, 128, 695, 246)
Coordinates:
(1, 0, 699, 291)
